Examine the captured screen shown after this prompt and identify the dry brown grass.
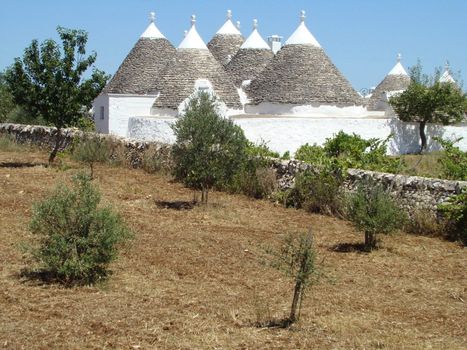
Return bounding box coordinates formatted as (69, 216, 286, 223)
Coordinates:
(0, 149, 466, 349)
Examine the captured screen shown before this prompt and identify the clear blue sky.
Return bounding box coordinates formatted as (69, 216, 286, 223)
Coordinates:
(1, 0, 466, 92)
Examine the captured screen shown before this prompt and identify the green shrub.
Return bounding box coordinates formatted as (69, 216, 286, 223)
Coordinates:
(229, 141, 278, 199)
(435, 137, 467, 181)
(76, 116, 96, 132)
(28, 173, 131, 285)
(295, 132, 404, 174)
(72, 135, 112, 179)
(323, 131, 370, 160)
(231, 159, 277, 199)
(287, 161, 345, 216)
(294, 143, 327, 166)
(141, 144, 171, 174)
(438, 190, 467, 245)
(172, 92, 248, 203)
(246, 140, 280, 158)
(346, 180, 406, 251)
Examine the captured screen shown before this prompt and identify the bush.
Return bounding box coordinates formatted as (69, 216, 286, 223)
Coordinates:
(172, 92, 248, 203)
(438, 190, 467, 245)
(295, 132, 404, 174)
(229, 141, 278, 199)
(246, 140, 280, 159)
(76, 116, 96, 132)
(294, 143, 328, 166)
(435, 137, 467, 181)
(141, 143, 171, 174)
(346, 180, 406, 251)
(72, 135, 112, 179)
(286, 160, 345, 216)
(231, 160, 277, 199)
(28, 173, 131, 285)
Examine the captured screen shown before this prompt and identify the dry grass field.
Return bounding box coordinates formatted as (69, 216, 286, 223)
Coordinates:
(0, 148, 465, 349)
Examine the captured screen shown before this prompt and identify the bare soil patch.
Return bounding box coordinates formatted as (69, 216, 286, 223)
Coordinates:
(0, 150, 465, 349)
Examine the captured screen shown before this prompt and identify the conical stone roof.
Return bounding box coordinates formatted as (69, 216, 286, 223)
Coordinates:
(207, 10, 244, 66)
(439, 62, 456, 84)
(103, 12, 176, 95)
(367, 54, 411, 111)
(153, 16, 242, 110)
(247, 11, 362, 106)
(225, 20, 274, 87)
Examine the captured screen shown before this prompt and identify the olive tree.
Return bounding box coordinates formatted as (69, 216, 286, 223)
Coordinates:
(171, 92, 248, 203)
(269, 230, 320, 326)
(346, 180, 406, 251)
(72, 134, 112, 179)
(5, 26, 109, 163)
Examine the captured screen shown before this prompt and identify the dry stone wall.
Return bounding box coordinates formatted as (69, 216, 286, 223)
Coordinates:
(0, 123, 171, 169)
(1, 123, 465, 214)
(271, 159, 467, 214)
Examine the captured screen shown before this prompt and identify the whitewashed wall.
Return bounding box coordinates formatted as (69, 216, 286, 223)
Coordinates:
(93, 94, 157, 137)
(128, 116, 177, 144)
(92, 94, 109, 133)
(244, 102, 371, 117)
(233, 116, 467, 155)
(127, 115, 467, 155)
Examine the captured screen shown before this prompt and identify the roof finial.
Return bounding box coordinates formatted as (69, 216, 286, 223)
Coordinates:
(184, 30, 188, 37)
(227, 9, 232, 20)
(149, 12, 156, 23)
(300, 10, 306, 23)
(445, 60, 450, 72)
(397, 53, 402, 63)
(253, 19, 258, 30)
(191, 14, 196, 27)
(236, 21, 241, 30)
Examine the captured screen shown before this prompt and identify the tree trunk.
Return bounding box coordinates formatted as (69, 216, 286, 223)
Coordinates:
(419, 121, 427, 153)
(200, 186, 209, 205)
(289, 280, 302, 323)
(201, 188, 209, 205)
(48, 127, 62, 164)
(364, 231, 376, 251)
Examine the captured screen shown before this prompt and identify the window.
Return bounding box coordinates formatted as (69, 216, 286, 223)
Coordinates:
(100, 106, 105, 120)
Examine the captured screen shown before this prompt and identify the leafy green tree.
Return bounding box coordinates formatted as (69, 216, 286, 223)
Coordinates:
(28, 173, 131, 285)
(171, 92, 248, 203)
(0, 72, 15, 122)
(346, 180, 406, 251)
(390, 63, 466, 153)
(5, 26, 109, 163)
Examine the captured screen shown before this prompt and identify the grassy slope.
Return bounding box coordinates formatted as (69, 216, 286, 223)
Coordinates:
(0, 149, 465, 349)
